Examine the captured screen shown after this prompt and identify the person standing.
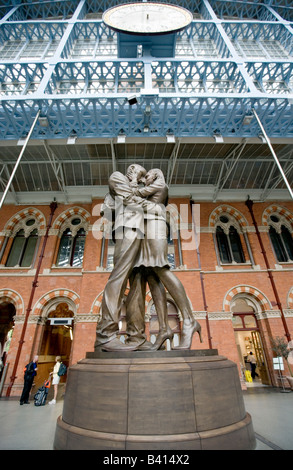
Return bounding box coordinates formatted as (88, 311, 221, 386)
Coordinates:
(20, 355, 38, 405)
(48, 356, 61, 405)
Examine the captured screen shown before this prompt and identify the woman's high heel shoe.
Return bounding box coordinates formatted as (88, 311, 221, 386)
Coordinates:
(173, 319, 202, 350)
(151, 328, 174, 351)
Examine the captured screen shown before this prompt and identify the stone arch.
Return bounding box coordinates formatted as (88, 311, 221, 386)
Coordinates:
(33, 289, 80, 317)
(3, 207, 46, 235)
(209, 205, 249, 230)
(91, 286, 134, 315)
(223, 285, 271, 313)
(0, 289, 24, 315)
(262, 205, 293, 228)
(91, 291, 104, 315)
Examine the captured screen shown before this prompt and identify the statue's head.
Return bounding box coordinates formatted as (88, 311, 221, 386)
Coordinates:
(126, 164, 147, 183)
(145, 168, 165, 186)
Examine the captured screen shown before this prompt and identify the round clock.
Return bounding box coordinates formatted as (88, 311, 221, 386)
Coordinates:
(102, 2, 193, 36)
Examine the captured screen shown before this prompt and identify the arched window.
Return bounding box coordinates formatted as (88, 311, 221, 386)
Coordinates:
(106, 237, 115, 270)
(56, 217, 86, 267)
(167, 228, 176, 269)
(215, 215, 245, 264)
(166, 204, 184, 269)
(5, 218, 39, 267)
(96, 218, 114, 271)
(268, 214, 293, 263)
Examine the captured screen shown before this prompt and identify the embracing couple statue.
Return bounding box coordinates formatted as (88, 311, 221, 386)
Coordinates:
(95, 164, 202, 352)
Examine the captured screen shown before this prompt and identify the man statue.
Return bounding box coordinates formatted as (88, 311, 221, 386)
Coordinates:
(95, 164, 165, 351)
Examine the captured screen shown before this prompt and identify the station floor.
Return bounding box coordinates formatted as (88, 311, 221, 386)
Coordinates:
(0, 383, 292, 451)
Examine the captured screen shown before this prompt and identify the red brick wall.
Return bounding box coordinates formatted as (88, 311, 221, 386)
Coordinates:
(0, 198, 292, 395)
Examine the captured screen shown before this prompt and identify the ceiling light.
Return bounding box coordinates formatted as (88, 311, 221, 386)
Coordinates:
(243, 114, 254, 125)
(38, 116, 49, 127)
(128, 95, 137, 105)
(67, 136, 76, 144)
(213, 133, 223, 143)
(166, 133, 175, 143)
(117, 134, 126, 143)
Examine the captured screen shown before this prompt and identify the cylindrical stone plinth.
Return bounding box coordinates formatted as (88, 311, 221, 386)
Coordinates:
(54, 350, 256, 450)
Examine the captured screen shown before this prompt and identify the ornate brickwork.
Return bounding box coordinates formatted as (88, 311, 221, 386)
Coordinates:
(223, 285, 271, 312)
(52, 207, 91, 231)
(209, 205, 249, 230)
(33, 289, 80, 316)
(262, 205, 293, 227)
(3, 208, 46, 235)
(0, 289, 24, 315)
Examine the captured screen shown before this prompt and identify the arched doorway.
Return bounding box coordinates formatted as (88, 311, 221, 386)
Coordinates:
(232, 297, 270, 386)
(0, 302, 15, 381)
(38, 302, 74, 389)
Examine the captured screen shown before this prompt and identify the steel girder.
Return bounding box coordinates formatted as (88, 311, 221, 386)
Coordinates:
(0, 0, 292, 202)
(1, 1, 293, 21)
(0, 94, 292, 141)
(0, 2, 292, 141)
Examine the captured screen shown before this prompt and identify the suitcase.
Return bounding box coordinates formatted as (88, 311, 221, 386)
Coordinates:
(245, 369, 253, 383)
(34, 379, 50, 406)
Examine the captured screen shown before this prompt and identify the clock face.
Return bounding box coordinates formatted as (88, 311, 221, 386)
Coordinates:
(103, 2, 193, 35)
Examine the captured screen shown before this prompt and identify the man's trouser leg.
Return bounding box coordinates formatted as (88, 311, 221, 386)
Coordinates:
(125, 268, 147, 347)
(95, 229, 141, 348)
(20, 377, 33, 403)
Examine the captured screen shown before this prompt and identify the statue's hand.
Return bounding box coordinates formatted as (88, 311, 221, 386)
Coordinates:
(142, 200, 165, 216)
(132, 196, 142, 203)
(129, 179, 138, 188)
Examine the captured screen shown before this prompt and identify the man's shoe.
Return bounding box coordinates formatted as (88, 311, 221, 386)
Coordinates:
(137, 340, 155, 351)
(100, 337, 138, 352)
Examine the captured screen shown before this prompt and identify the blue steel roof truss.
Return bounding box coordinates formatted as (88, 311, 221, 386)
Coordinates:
(0, 0, 292, 200)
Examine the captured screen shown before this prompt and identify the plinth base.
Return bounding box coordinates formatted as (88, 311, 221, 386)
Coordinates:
(54, 350, 256, 450)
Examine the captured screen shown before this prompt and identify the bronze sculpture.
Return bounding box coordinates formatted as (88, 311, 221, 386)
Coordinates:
(95, 165, 202, 352)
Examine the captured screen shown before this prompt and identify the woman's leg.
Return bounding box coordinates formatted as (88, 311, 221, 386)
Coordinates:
(153, 267, 193, 321)
(147, 270, 173, 349)
(153, 267, 202, 348)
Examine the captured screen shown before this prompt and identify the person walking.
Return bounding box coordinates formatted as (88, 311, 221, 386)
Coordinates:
(248, 351, 259, 379)
(20, 355, 38, 405)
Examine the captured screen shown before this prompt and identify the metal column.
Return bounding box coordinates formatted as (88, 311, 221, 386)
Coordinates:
(252, 108, 293, 200)
(0, 110, 40, 209)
